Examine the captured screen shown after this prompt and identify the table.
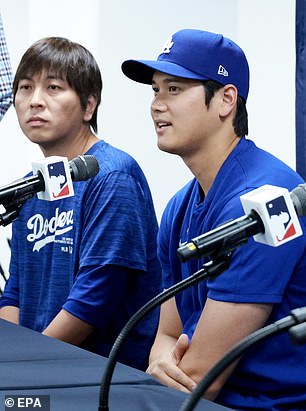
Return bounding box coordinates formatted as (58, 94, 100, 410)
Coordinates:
(0, 319, 232, 410)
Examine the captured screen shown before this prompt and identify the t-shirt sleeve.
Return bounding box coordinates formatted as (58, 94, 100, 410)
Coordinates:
(62, 170, 156, 324)
(78, 170, 153, 270)
(63, 264, 129, 328)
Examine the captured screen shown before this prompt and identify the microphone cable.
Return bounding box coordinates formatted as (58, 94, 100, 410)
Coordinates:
(98, 256, 232, 411)
(179, 306, 306, 411)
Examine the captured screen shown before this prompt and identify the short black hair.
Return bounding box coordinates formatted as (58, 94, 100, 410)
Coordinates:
(13, 37, 102, 133)
(202, 80, 248, 137)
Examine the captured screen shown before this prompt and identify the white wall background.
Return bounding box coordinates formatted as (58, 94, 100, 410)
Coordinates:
(0, 0, 296, 287)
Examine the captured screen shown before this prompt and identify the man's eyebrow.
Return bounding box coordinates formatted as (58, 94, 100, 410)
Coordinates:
(18, 74, 65, 81)
(45, 74, 65, 80)
(18, 76, 31, 81)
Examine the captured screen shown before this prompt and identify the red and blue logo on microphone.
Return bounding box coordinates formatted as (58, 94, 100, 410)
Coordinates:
(32, 156, 74, 201)
(240, 184, 302, 247)
(48, 161, 71, 198)
(266, 195, 297, 242)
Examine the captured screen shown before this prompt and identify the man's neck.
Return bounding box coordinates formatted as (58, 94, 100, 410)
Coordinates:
(183, 134, 240, 197)
(40, 129, 99, 160)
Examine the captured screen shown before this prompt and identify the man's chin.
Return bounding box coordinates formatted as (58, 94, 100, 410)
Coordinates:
(157, 142, 178, 156)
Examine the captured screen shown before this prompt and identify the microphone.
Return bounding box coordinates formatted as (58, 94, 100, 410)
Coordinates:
(177, 184, 306, 262)
(0, 155, 99, 206)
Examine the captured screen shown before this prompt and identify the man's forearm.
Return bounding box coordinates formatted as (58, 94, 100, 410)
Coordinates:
(0, 306, 20, 324)
(42, 309, 95, 345)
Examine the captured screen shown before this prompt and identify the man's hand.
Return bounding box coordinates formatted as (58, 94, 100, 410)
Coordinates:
(147, 333, 197, 393)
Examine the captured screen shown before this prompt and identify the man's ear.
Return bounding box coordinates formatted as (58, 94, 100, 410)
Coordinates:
(83, 95, 98, 122)
(219, 84, 237, 118)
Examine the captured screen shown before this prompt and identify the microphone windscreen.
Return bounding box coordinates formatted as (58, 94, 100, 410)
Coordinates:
(69, 155, 99, 181)
(290, 184, 306, 217)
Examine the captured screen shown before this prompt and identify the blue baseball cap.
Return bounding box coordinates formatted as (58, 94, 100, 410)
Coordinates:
(122, 29, 249, 101)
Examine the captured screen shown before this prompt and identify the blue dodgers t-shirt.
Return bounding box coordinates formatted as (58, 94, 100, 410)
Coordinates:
(158, 137, 306, 410)
(1, 140, 162, 371)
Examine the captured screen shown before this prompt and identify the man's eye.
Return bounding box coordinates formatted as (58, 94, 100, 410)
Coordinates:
(169, 86, 178, 92)
(49, 84, 61, 90)
(19, 84, 30, 90)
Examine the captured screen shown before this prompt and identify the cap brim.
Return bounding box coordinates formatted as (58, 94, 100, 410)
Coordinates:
(121, 59, 209, 84)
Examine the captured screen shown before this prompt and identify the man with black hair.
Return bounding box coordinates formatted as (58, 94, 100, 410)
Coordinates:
(0, 37, 161, 371)
(122, 29, 306, 410)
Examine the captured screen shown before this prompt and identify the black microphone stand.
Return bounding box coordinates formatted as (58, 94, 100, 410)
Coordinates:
(98, 254, 232, 411)
(179, 306, 306, 411)
(0, 194, 34, 227)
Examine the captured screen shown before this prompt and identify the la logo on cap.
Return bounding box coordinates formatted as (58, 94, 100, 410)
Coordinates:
(218, 65, 228, 77)
(161, 35, 174, 54)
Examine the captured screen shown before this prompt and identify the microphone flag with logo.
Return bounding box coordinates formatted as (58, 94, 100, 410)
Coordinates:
(32, 156, 74, 201)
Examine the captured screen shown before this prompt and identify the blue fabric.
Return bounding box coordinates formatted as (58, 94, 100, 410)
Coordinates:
(0, 140, 162, 371)
(158, 137, 306, 410)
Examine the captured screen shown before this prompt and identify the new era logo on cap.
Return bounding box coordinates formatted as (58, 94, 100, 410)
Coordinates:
(218, 65, 228, 77)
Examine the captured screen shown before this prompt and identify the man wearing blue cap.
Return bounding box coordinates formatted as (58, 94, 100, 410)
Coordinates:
(122, 29, 306, 410)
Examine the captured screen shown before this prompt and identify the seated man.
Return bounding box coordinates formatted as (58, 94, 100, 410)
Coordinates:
(0, 36, 162, 372)
(121, 28, 306, 409)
